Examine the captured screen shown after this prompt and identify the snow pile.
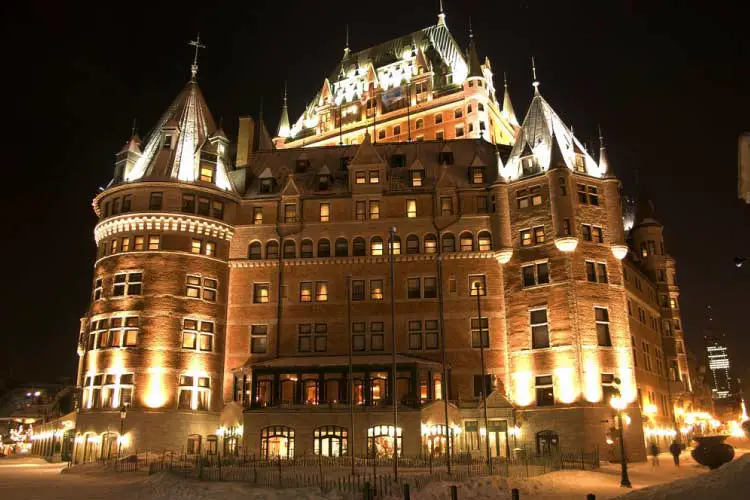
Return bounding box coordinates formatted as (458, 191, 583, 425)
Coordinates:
(615, 453, 750, 500)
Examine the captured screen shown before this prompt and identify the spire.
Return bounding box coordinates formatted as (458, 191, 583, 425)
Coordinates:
(277, 82, 291, 138)
(466, 18, 483, 78)
(531, 56, 540, 94)
(343, 25, 350, 59)
(598, 125, 610, 176)
(438, 0, 446, 26)
(501, 73, 518, 127)
(188, 34, 205, 80)
(494, 144, 504, 179)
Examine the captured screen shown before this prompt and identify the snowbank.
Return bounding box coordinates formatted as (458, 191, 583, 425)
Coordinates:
(614, 453, 750, 500)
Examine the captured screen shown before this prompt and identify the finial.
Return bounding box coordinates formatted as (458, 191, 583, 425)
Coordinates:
(469, 17, 473, 39)
(598, 124, 604, 145)
(131, 118, 137, 137)
(188, 34, 206, 80)
(503, 72, 508, 89)
(259, 96, 264, 119)
(344, 24, 350, 58)
(283, 81, 288, 104)
(438, 0, 446, 25)
(531, 56, 539, 94)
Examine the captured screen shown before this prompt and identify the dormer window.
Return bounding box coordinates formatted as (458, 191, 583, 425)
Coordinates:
(521, 155, 538, 176)
(200, 165, 215, 183)
(296, 159, 310, 173)
(410, 170, 424, 187)
(339, 156, 351, 171)
(318, 175, 330, 191)
(164, 135, 173, 149)
(438, 151, 454, 165)
(470, 167, 485, 184)
(355, 171, 366, 184)
(574, 155, 586, 173)
(391, 154, 406, 168)
(260, 178, 274, 194)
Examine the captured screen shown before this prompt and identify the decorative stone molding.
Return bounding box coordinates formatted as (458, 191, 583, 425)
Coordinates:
(228, 251, 499, 268)
(94, 213, 234, 244)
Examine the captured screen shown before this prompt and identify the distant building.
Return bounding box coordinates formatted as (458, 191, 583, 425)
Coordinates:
(705, 335, 732, 400)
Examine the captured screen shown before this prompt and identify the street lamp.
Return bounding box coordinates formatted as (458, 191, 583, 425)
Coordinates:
(474, 281, 492, 473)
(609, 396, 632, 488)
(118, 403, 128, 461)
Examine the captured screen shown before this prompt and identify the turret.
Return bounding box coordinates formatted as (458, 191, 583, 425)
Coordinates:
(114, 134, 141, 184)
(276, 83, 291, 139)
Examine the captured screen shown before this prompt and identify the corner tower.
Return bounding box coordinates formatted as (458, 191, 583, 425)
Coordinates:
(74, 41, 239, 460)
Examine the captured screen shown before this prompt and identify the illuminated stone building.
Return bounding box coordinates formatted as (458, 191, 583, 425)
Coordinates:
(72, 13, 718, 463)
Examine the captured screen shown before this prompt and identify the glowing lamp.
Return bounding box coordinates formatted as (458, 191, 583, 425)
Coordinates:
(554, 237, 579, 253)
(495, 248, 513, 264)
(644, 404, 658, 416)
(610, 396, 627, 411)
(611, 244, 629, 260)
(479, 428, 487, 437)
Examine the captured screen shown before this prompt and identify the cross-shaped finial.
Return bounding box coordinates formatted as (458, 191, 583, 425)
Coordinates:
(188, 34, 206, 79)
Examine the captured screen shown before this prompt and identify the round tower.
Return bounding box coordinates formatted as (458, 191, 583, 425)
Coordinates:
(74, 72, 239, 461)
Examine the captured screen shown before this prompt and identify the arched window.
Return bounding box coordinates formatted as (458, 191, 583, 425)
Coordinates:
(424, 234, 437, 254)
(248, 242, 262, 260)
(406, 235, 420, 254)
(283, 240, 296, 259)
(301, 239, 313, 258)
(389, 235, 401, 255)
(314, 426, 348, 457)
(186, 434, 201, 455)
(371, 236, 384, 256)
(460, 232, 474, 252)
(318, 239, 331, 258)
(353, 237, 366, 256)
(335, 238, 348, 257)
(261, 426, 295, 459)
(441, 234, 455, 253)
(478, 231, 492, 251)
(266, 241, 279, 260)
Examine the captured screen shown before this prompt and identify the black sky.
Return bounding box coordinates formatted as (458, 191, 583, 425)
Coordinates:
(2, 1, 748, 387)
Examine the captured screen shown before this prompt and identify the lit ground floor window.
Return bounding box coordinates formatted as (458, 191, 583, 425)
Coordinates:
(313, 426, 348, 456)
(261, 426, 294, 459)
(367, 425, 402, 458)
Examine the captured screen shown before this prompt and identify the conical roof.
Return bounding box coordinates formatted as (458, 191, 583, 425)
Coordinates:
(277, 86, 291, 138)
(634, 189, 661, 227)
(501, 78, 518, 127)
(466, 37, 483, 78)
(123, 79, 233, 191)
(502, 92, 600, 180)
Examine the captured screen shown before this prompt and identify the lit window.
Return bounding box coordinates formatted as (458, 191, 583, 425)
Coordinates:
(469, 275, 486, 296)
(315, 281, 328, 302)
(390, 236, 401, 255)
(178, 375, 211, 411)
(478, 232, 491, 251)
(110, 239, 118, 254)
(113, 272, 142, 296)
(212, 201, 223, 220)
(200, 165, 215, 183)
(369, 171, 380, 184)
(407, 199, 417, 218)
(253, 283, 270, 303)
(251, 325, 268, 353)
(531, 308, 550, 349)
(424, 234, 437, 254)
(121, 237, 130, 252)
(441, 234, 455, 253)
(533, 226, 545, 244)
(253, 207, 263, 224)
(371, 237, 383, 256)
(284, 204, 297, 223)
(407, 278, 421, 299)
(182, 319, 214, 352)
(148, 235, 160, 250)
(410, 170, 423, 187)
(134, 236, 145, 251)
(300, 282, 313, 302)
(355, 201, 366, 221)
(93, 277, 103, 301)
(204, 241, 216, 257)
(460, 233, 474, 251)
(522, 262, 550, 287)
(370, 279, 384, 300)
(520, 229, 533, 246)
(440, 197, 453, 216)
(470, 168, 484, 184)
(320, 203, 330, 222)
(186, 275, 217, 302)
(369, 200, 380, 220)
(191, 239, 202, 254)
(582, 224, 592, 241)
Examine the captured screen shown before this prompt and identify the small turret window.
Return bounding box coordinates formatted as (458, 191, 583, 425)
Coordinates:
(164, 135, 173, 149)
(260, 178, 274, 193)
(200, 165, 215, 183)
(574, 155, 586, 173)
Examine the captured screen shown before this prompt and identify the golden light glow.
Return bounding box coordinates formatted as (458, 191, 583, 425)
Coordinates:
(117, 433, 131, 447)
(513, 370, 534, 407)
(611, 244, 629, 260)
(554, 367, 577, 404)
(583, 358, 602, 403)
(645, 428, 677, 438)
(554, 237, 579, 253)
(644, 404, 658, 416)
(144, 365, 167, 409)
(610, 396, 627, 411)
(496, 248, 513, 265)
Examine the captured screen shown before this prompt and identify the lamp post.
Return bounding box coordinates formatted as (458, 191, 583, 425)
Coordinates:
(610, 396, 632, 488)
(389, 226, 399, 480)
(118, 403, 128, 462)
(474, 281, 492, 473)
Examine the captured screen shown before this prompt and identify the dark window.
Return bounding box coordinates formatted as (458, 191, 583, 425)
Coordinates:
(197, 197, 210, 216)
(182, 194, 195, 213)
(390, 154, 406, 168)
(121, 195, 132, 213)
(471, 317, 489, 348)
(266, 241, 279, 260)
(535, 376, 554, 406)
(582, 224, 592, 241)
(351, 280, 365, 301)
(441, 234, 455, 253)
(595, 307, 612, 346)
(353, 237, 366, 256)
(586, 261, 597, 282)
(407, 278, 421, 299)
(283, 240, 296, 259)
(335, 238, 348, 257)
(473, 375, 492, 398)
(406, 235, 420, 254)
(318, 239, 330, 258)
(301, 239, 314, 258)
(212, 201, 224, 220)
(438, 151, 454, 165)
(531, 309, 550, 349)
(423, 277, 437, 298)
(248, 242, 262, 260)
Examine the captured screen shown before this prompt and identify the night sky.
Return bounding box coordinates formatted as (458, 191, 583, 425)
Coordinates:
(3, 1, 748, 390)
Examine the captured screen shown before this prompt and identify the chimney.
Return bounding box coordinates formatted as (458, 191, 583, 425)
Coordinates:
(236, 116, 255, 168)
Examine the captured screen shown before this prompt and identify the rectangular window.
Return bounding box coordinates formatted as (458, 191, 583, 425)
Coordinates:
(407, 278, 421, 299)
(536, 375, 554, 406)
(148, 235, 160, 250)
(93, 277, 103, 301)
(250, 325, 267, 353)
(351, 280, 365, 301)
(211, 201, 224, 220)
(121, 237, 130, 252)
(531, 308, 550, 349)
(370, 279, 384, 300)
(300, 281, 313, 302)
(182, 319, 214, 352)
(517, 189, 529, 209)
(440, 197, 453, 216)
(476, 196, 488, 213)
(355, 201, 366, 221)
(585, 261, 597, 282)
(110, 239, 118, 254)
(471, 317, 489, 348)
(423, 277, 437, 298)
(409, 320, 422, 350)
(284, 204, 297, 223)
(593, 226, 604, 243)
(469, 275, 486, 296)
(369, 170, 380, 184)
(588, 186, 599, 205)
(406, 199, 417, 218)
(470, 168, 484, 184)
(186, 275, 217, 301)
(595, 307, 612, 346)
(642, 342, 652, 371)
(370, 322, 384, 351)
(149, 192, 163, 210)
(253, 207, 263, 225)
(352, 322, 366, 351)
(197, 197, 210, 216)
(455, 125, 464, 137)
(520, 229, 532, 247)
(204, 241, 216, 257)
(368, 200, 380, 220)
(582, 224, 592, 241)
(393, 125, 401, 136)
(200, 165, 215, 183)
(410, 170, 423, 187)
(315, 281, 328, 302)
(597, 263, 608, 283)
(522, 262, 549, 287)
(120, 195, 131, 212)
(320, 203, 330, 222)
(253, 283, 270, 303)
(134, 236, 145, 251)
(577, 184, 588, 204)
(112, 198, 120, 215)
(355, 171, 366, 184)
(113, 272, 142, 296)
(182, 194, 196, 213)
(425, 320, 439, 349)
(473, 375, 491, 398)
(533, 226, 545, 244)
(530, 186, 542, 206)
(191, 239, 202, 254)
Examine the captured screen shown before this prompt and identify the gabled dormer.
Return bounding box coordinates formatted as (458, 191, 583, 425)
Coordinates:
(114, 135, 142, 184)
(258, 167, 276, 194)
(438, 142, 454, 165)
(295, 150, 311, 173)
(280, 174, 301, 225)
(317, 164, 332, 191)
(435, 164, 458, 218)
(408, 157, 426, 188)
(519, 142, 539, 176)
(468, 154, 487, 185)
(348, 132, 386, 193)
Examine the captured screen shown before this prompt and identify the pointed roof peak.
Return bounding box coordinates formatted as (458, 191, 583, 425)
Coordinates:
(351, 131, 383, 165)
(277, 81, 291, 138)
(501, 72, 518, 127)
(598, 124, 610, 176)
(466, 19, 483, 78)
(438, 0, 446, 26)
(343, 24, 351, 59)
(470, 152, 487, 167)
(119, 135, 142, 155)
(188, 34, 206, 80)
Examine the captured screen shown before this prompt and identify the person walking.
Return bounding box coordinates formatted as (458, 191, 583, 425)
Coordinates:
(649, 442, 660, 466)
(669, 440, 681, 466)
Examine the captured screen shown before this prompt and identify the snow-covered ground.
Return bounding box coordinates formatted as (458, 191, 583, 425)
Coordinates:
(1, 450, 748, 499)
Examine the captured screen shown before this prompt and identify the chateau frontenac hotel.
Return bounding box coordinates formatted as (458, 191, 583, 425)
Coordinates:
(69, 12, 706, 464)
